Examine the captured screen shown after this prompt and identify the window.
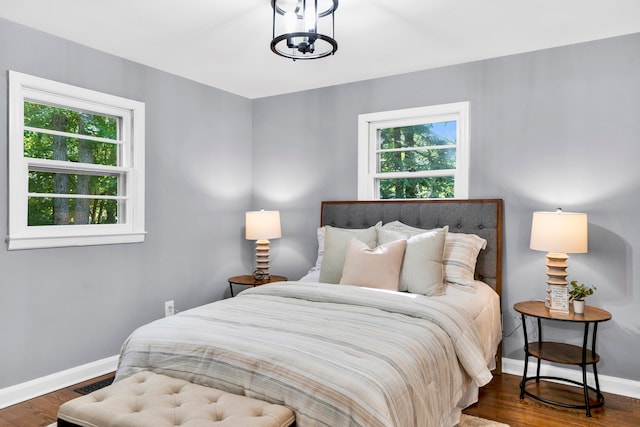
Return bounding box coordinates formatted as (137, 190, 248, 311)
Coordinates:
(8, 71, 145, 250)
(358, 102, 469, 200)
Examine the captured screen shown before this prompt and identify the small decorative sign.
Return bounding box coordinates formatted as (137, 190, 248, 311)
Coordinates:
(549, 285, 569, 312)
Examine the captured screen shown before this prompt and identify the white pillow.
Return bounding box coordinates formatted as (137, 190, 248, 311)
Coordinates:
(377, 226, 448, 296)
(319, 223, 380, 284)
(381, 220, 427, 236)
(309, 226, 326, 272)
(340, 238, 407, 291)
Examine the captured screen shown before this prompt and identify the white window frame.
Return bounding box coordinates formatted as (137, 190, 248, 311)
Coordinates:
(358, 102, 469, 200)
(7, 71, 145, 250)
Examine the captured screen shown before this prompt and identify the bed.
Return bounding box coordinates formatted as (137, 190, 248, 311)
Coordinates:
(116, 199, 503, 427)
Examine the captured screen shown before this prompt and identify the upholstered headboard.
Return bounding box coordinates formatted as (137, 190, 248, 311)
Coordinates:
(320, 199, 503, 296)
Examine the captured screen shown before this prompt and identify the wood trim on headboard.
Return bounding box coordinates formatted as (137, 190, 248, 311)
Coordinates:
(320, 199, 503, 298)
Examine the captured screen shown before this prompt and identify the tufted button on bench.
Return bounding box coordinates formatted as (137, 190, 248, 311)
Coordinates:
(57, 371, 295, 427)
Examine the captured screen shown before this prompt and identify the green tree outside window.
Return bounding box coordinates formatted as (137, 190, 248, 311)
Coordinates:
(24, 101, 121, 226)
(378, 122, 456, 199)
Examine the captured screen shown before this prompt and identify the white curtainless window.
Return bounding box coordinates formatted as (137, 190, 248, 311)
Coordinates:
(358, 102, 469, 200)
(7, 71, 146, 250)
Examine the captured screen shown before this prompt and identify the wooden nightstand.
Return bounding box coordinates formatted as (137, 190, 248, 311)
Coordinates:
(514, 300, 612, 416)
(227, 275, 288, 297)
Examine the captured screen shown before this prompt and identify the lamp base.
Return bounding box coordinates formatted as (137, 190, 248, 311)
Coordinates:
(544, 252, 570, 311)
(255, 239, 271, 279)
(544, 252, 569, 285)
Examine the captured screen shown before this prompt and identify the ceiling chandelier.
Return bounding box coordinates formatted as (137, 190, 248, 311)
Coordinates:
(271, 0, 338, 60)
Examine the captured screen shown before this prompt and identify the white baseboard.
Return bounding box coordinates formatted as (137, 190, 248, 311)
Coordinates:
(2, 356, 637, 410)
(502, 357, 640, 399)
(0, 355, 118, 410)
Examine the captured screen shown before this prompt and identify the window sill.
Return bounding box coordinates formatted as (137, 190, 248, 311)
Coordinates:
(6, 231, 146, 250)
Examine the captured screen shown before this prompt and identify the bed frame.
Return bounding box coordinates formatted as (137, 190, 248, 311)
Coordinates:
(321, 199, 504, 372)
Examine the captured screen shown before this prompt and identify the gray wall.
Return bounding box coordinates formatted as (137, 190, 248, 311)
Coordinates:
(2, 14, 639, 390)
(0, 18, 254, 388)
(254, 33, 640, 382)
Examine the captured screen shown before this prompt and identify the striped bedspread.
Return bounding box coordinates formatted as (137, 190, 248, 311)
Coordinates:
(116, 282, 493, 427)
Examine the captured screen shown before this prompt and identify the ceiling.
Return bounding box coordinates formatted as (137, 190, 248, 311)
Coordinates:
(1, 0, 639, 99)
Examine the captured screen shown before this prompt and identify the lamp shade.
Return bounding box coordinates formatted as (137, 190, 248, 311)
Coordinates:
(245, 210, 282, 241)
(530, 210, 588, 254)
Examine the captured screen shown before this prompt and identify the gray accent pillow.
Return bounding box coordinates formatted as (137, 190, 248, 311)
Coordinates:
(382, 221, 487, 291)
(319, 223, 379, 284)
(377, 226, 448, 296)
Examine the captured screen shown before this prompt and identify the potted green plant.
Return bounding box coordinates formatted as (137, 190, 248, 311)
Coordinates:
(568, 280, 597, 314)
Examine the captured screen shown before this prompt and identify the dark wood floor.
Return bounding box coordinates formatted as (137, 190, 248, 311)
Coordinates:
(1, 372, 638, 426)
(0, 373, 115, 427)
(465, 373, 640, 427)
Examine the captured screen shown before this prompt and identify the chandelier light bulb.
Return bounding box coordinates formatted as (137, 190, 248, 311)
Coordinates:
(283, 11, 297, 33)
(305, 2, 317, 32)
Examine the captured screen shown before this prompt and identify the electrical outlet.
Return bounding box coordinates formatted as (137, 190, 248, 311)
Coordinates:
(164, 300, 175, 317)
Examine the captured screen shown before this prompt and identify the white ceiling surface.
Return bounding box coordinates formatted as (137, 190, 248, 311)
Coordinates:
(1, 0, 639, 99)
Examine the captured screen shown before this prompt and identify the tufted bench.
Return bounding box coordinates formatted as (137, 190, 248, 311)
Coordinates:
(57, 371, 295, 427)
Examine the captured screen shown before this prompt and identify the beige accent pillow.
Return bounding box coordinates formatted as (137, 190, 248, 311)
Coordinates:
(444, 232, 487, 290)
(319, 223, 379, 284)
(378, 226, 448, 296)
(339, 238, 407, 291)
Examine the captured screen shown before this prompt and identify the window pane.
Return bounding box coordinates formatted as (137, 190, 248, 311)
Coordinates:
(24, 101, 118, 140)
(378, 177, 454, 199)
(28, 197, 119, 226)
(379, 121, 456, 149)
(29, 171, 119, 196)
(24, 131, 118, 166)
(379, 148, 456, 172)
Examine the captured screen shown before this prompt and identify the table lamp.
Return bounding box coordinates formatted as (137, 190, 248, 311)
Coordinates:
(245, 210, 282, 279)
(530, 208, 588, 311)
